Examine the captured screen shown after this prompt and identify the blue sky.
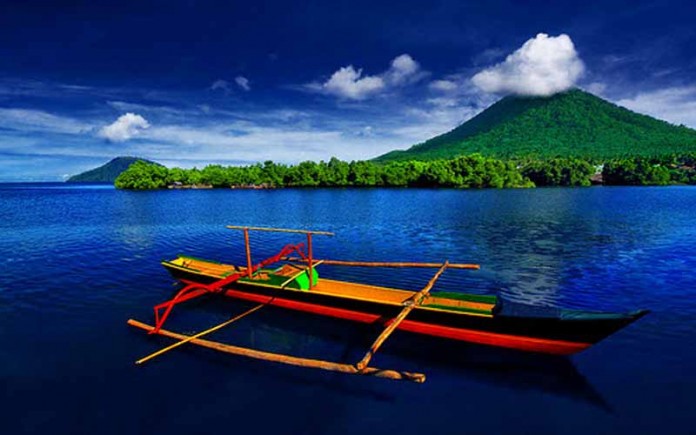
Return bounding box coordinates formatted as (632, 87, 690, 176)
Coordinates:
(1, 0, 695, 180)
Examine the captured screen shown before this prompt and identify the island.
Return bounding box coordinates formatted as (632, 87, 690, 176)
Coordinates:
(67, 156, 162, 183)
(107, 89, 696, 190)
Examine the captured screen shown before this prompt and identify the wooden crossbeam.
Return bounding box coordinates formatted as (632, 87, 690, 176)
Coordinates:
(127, 319, 425, 383)
(355, 261, 449, 371)
(226, 225, 334, 236)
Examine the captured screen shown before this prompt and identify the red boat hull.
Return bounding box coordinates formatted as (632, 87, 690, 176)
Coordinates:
(227, 287, 591, 354)
(177, 278, 592, 355)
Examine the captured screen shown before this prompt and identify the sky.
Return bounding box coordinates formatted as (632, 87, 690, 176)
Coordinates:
(1, 0, 695, 180)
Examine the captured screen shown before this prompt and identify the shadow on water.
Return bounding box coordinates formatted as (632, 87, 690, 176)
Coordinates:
(139, 295, 612, 413)
(380, 333, 613, 413)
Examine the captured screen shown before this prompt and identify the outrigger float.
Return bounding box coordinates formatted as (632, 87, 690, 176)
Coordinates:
(128, 226, 648, 383)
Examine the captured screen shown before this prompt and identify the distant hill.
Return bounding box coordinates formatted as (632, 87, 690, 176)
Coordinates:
(375, 89, 696, 162)
(67, 157, 161, 183)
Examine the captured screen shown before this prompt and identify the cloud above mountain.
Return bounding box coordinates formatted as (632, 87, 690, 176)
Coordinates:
(309, 54, 423, 100)
(472, 33, 585, 96)
(99, 113, 150, 142)
(616, 86, 696, 127)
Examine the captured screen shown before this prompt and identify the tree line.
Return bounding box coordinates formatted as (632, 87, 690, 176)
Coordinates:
(114, 153, 696, 190)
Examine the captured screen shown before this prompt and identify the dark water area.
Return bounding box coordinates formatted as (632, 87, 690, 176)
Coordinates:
(1, 183, 694, 434)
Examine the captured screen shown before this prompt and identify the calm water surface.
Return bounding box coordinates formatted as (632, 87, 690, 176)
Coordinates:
(1, 184, 694, 434)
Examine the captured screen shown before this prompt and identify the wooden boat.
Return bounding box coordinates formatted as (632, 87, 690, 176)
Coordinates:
(128, 226, 647, 383)
(159, 256, 647, 356)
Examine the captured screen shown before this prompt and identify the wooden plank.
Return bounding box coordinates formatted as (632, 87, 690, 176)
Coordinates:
(355, 262, 449, 371)
(135, 304, 266, 365)
(226, 225, 335, 236)
(127, 319, 425, 383)
(283, 257, 479, 270)
(424, 296, 495, 312)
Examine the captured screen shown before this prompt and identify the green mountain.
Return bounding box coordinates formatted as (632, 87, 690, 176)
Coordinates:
(67, 156, 161, 183)
(375, 89, 696, 162)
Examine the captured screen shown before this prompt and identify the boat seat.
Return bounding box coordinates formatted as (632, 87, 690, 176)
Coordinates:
(274, 264, 303, 277)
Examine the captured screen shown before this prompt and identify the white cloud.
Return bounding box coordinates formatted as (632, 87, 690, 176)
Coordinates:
(354, 126, 375, 137)
(113, 100, 480, 163)
(0, 108, 92, 134)
(385, 54, 421, 85)
(0, 100, 490, 168)
(584, 82, 607, 96)
(429, 79, 458, 92)
(472, 48, 505, 66)
(426, 97, 460, 108)
(310, 54, 423, 100)
(472, 33, 585, 96)
(210, 79, 230, 92)
(397, 104, 483, 143)
(320, 66, 385, 100)
(235, 76, 251, 91)
(98, 113, 150, 142)
(2, 77, 516, 179)
(137, 122, 374, 163)
(615, 86, 696, 128)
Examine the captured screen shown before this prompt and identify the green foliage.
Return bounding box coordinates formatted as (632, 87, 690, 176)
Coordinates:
(521, 158, 595, 186)
(325, 157, 350, 186)
(348, 161, 382, 186)
(114, 161, 170, 189)
(375, 89, 696, 162)
(602, 154, 696, 185)
(114, 155, 534, 190)
(115, 153, 696, 190)
(409, 155, 534, 188)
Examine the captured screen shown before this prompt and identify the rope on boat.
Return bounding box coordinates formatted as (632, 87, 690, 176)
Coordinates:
(135, 303, 266, 365)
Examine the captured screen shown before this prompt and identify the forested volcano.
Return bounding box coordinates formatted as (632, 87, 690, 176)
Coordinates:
(67, 156, 160, 182)
(375, 89, 696, 162)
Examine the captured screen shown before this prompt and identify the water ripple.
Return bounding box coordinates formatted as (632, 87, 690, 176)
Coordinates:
(1, 184, 696, 434)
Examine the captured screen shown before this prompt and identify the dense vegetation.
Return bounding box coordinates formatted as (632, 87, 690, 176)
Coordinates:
(114, 154, 696, 190)
(115, 156, 534, 189)
(521, 158, 596, 187)
(68, 156, 160, 183)
(603, 154, 696, 185)
(375, 89, 696, 162)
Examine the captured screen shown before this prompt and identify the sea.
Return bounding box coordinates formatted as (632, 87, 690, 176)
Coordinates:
(1, 183, 694, 434)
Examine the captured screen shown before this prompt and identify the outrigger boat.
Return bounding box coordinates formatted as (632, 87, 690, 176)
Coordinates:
(128, 226, 647, 383)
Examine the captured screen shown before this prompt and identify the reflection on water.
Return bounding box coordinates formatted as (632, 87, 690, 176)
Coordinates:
(182, 298, 611, 412)
(1, 184, 695, 434)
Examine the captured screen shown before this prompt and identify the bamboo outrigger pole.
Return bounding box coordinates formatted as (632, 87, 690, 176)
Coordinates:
(282, 257, 479, 270)
(135, 303, 266, 365)
(355, 261, 449, 371)
(127, 319, 426, 383)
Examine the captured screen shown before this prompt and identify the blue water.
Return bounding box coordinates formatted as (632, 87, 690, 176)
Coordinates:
(1, 183, 695, 434)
